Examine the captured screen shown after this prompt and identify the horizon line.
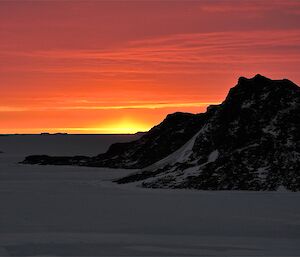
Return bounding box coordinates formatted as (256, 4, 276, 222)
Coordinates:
(0, 133, 145, 136)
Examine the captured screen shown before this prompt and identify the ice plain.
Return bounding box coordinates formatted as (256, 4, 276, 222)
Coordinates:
(0, 135, 300, 256)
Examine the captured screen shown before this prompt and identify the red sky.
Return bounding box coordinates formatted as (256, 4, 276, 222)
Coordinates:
(1, 0, 300, 134)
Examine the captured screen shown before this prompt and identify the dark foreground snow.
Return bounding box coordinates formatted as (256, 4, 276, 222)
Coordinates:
(0, 135, 300, 256)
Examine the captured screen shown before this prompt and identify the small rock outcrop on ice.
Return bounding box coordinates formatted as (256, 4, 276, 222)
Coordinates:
(23, 74, 300, 191)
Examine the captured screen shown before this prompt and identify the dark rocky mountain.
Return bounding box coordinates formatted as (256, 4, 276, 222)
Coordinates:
(116, 74, 300, 191)
(22, 74, 300, 191)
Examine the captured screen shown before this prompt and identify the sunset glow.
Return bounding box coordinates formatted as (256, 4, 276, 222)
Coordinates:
(1, 0, 300, 134)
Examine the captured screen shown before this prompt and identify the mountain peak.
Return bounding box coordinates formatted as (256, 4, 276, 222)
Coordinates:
(237, 74, 298, 89)
(238, 74, 270, 84)
(225, 74, 299, 106)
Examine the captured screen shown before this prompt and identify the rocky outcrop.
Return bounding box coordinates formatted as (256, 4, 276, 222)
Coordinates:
(116, 75, 300, 191)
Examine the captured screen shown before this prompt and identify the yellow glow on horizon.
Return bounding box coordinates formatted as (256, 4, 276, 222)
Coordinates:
(91, 119, 151, 134)
(0, 119, 152, 134)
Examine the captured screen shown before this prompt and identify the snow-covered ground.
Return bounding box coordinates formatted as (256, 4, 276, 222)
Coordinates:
(0, 135, 299, 256)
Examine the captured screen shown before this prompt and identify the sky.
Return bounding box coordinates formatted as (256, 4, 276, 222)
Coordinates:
(1, 0, 300, 134)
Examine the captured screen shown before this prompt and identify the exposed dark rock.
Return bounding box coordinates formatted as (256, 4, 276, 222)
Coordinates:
(23, 155, 90, 166)
(116, 74, 300, 191)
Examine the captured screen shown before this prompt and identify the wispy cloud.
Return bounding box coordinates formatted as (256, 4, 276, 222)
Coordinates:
(0, 106, 29, 112)
(199, 0, 300, 13)
(0, 101, 219, 113)
(58, 102, 220, 110)
(2, 30, 300, 77)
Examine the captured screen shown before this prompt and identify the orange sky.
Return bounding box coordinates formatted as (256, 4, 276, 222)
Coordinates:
(1, 0, 300, 134)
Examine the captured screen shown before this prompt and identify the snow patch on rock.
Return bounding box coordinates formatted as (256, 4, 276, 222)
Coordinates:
(208, 150, 219, 163)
